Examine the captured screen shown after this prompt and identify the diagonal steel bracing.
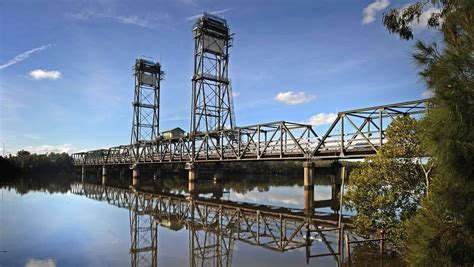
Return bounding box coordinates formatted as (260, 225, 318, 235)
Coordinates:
(71, 182, 347, 263)
(72, 98, 432, 165)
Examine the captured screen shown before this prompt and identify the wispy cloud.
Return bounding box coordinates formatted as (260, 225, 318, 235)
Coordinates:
(185, 9, 231, 21)
(232, 91, 240, 97)
(23, 134, 42, 140)
(0, 44, 52, 70)
(306, 113, 337, 126)
(29, 69, 61, 80)
(275, 91, 314, 105)
(67, 10, 170, 29)
(362, 0, 390, 25)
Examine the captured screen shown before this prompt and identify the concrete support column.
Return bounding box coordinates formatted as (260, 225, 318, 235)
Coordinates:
(333, 165, 346, 186)
(132, 164, 140, 187)
(303, 161, 314, 188)
(81, 166, 85, 183)
(102, 165, 108, 176)
(101, 165, 108, 185)
(303, 161, 315, 216)
(186, 163, 197, 182)
(188, 180, 196, 195)
(332, 165, 346, 200)
(304, 185, 315, 216)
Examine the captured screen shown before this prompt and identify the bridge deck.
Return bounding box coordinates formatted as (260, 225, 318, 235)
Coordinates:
(72, 99, 431, 166)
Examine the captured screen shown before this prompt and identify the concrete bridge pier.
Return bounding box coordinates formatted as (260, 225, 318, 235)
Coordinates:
(132, 164, 140, 187)
(303, 162, 315, 216)
(101, 165, 108, 185)
(304, 185, 315, 216)
(186, 163, 197, 182)
(303, 162, 314, 188)
(188, 180, 196, 195)
(81, 166, 85, 183)
(332, 165, 346, 199)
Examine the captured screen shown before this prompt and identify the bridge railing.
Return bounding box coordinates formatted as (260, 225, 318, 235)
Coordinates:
(72, 99, 432, 165)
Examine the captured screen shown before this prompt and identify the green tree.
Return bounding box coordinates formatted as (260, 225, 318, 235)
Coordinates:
(382, 0, 474, 264)
(345, 116, 430, 249)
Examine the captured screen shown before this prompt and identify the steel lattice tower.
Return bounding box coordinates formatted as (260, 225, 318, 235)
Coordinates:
(131, 59, 163, 146)
(129, 193, 158, 267)
(190, 13, 236, 135)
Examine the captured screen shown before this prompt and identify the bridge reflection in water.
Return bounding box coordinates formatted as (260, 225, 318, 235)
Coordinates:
(70, 180, 352, 266)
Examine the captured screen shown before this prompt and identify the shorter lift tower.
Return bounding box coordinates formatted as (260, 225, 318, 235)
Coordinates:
(190, 13, 235, 135)
(131, 59, 164, 157)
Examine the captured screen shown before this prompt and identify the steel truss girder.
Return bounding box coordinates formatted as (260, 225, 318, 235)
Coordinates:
(311, 98, 432, 158)
(71, 182, 345, 255)
(72, 99, 432, 166)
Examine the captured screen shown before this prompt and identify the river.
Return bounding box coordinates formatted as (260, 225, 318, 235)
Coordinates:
(0, 173, 398, 266)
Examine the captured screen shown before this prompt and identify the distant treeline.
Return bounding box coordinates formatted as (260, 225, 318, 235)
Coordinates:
(0, 150, 73, 180)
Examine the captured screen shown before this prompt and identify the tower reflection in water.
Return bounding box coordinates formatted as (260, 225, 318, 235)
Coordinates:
(70, 179, 345, 267)
(129, 188, 158, 267)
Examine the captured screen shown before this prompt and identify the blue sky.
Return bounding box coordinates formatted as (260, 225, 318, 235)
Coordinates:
(0, 0, 439, 155)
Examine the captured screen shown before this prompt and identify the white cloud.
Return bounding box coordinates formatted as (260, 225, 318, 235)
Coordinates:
(21, 144, 79, 154)
(0, 44, 52, 70)
(186, 9, 231, 21)
(233, 191, 302, 206)
(275, 91, 314, 105)
(116, 15, 151, 27)
(67, 10, 169, 29)
(362, 0, 390, 25)
(29, 69, 61, 80)
(306, 113, 337, 126)
(232, 91, 240, 97)
(422, 90, 434, 98)
(412, 7, 442, 29)
(25, 259, 56, 267)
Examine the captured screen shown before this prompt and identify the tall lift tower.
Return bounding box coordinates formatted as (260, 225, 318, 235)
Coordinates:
(131, 59, 163, 154)
(190, 13, 236, 135)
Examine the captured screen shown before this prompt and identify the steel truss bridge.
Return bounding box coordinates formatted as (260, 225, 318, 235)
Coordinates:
(71, 182, 353, 266)
(72, 99, 431, 166)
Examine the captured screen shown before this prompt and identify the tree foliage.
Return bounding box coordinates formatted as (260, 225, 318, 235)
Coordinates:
(383, 0, 446, 40)
(345, 117, 429, 249)
(382, 0, 474, 264)
(5, 151, 74, 174)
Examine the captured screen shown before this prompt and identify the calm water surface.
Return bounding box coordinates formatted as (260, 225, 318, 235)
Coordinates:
(0, 173, 386, 267)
